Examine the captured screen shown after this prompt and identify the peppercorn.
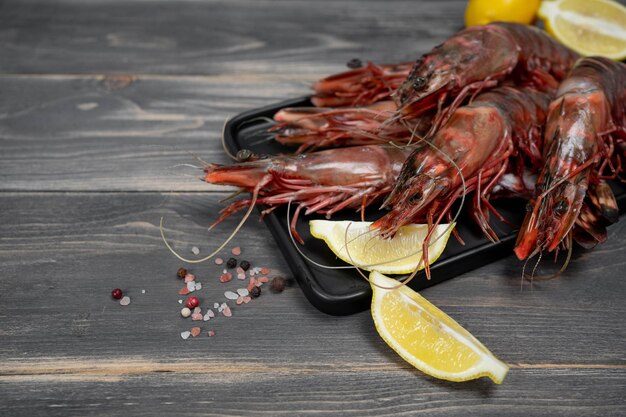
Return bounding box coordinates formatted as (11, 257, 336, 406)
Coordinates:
(226, 257, 237, 268)
(346, 58, 363, 69)
(177, 267, 187, 279)
(270, 277, 286, 293)
(185, 296, 199, 309)
(239, 260, 251, 271)
(250, 286, 261, 298)
(111, 288, 123, 299)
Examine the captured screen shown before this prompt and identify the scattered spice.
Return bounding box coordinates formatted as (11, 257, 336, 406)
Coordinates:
(231, 246, 241, 256)
(207, 330, 215, 337)
(270, 277, 286, 293)
(119, 296, 131, 306)
(224, 291, 239, 300)
(215, 257, 224, 265)
(111, 288, 123, 300)
(219, 272, 233, 283)
(179, 287, 190, 295)
(250, 286, 261, 298)
(177, 267, 187, 279)
(226, 258, 237, 268)
(239, 260, 251, 271)
(186, 296, 199, 309)
(180, 307, 191, 318)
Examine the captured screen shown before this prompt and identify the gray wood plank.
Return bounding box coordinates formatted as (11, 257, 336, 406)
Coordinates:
(0, 0, 466, 76)
(1, 368, 625, 417)
(0, 74, 309, 191)
(0, 193, 624, 368)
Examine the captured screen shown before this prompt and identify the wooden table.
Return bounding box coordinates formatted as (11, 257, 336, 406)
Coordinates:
(1, 1, 625, 415)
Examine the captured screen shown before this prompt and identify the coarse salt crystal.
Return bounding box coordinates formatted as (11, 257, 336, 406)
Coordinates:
(247, 277, 257, 292)
(192, 246, 200, 255)
(224, 291, 239, 300)
(119, 296, 131, 306)
(184, 273, 196, 283)
(222, 306, 232, 317)
(236, 267, 244, 275)
(207, 309, 215, 318)
(243, 296, 251, 304)
(192, 313, 203, 321)
(255, 281, 263, 287)
(214, 303, 219, 309)
(194, 282, 202, 291)
(261, 267, 270, 275)
(207, 330, 215, 337)
(141, 289, 146, 294)
(179, 287, 190, 295)
(181, 331, 191, 340)
(215, 257, 224, 265)
(190, 327, 201, 337)
(237, 273, 246, 280)
(237, 288, 249, 297)
(178, 299, 183, 304)
(193, 307, 201, 314)
(219, 272, 232, 283)
(231, 246, 241, 256)
(236, 296, 244, 305)
(186, 282, 196, 292)
(203, 313, 211, 321)
(258, 276, 269, 283)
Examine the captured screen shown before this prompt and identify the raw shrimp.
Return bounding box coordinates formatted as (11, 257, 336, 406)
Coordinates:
(374, 85, 554, 278)
(312, 62, 413, 107)
(204, 145, 414, 243)
(395, 22, 578, 130)
(514, 57, 626, 262)
(270, 101, 432, 153)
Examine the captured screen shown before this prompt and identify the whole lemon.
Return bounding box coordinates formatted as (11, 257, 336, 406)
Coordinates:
(465, 0, 541, 27)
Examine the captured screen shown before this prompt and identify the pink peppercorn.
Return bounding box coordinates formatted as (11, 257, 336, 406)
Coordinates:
(185, 296, 199, 309)
(111, 288, 123, 299)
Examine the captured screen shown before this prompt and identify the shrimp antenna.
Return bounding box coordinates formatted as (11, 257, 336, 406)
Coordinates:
(160, 175, 271, 263)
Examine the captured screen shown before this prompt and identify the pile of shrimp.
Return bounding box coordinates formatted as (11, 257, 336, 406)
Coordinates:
(166, 22, 626, 284)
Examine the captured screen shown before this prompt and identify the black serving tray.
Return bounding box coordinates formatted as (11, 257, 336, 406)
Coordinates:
(223, 96, 626, 316)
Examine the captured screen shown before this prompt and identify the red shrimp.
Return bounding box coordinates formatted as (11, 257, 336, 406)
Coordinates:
(514, 57, 626, 262)
(204, 145, 413, 243)
(312, 62, 413, 107)
(270, 101, 433, 153)
(373, 85, 554, 278)
(395, 22, 578, 131)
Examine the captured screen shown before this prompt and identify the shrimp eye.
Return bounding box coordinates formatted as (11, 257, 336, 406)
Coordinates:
(236, 149, 253, 161)
(409, 192, 423, 204)
(412, 76, 427, 90)
(554, 200, 568, 216)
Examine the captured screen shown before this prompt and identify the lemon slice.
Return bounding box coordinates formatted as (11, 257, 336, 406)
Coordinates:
(309, 220, 454, 274)
(370, 271, 509, 383)
(465, 0, 541, 27)
(538, 0, 626, 60)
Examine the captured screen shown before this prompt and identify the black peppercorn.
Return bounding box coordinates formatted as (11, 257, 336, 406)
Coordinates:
(177, 267, 187, 279)
(226, 257, 237, 269)
(270, 277, 286, 293)
(240, 260, 251, 271)
(250, 286, 261, 298)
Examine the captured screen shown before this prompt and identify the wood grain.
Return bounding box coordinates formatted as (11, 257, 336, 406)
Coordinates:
(0, 75, 309, 192)
(0, 0, 466, 76)
(1, 0, 625, 415)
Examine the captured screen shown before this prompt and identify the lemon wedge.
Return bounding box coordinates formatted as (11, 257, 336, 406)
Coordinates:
(309, 220, 454, 274)
(538, 0, 626, 60)
(370, 271, 509, 383)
